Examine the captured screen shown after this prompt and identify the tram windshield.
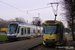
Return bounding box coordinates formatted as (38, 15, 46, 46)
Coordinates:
(43, 25, 58, 34)
(8, 24, 18, 34)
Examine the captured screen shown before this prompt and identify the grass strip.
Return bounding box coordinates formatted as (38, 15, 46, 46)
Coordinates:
(0, 35, 8, 41)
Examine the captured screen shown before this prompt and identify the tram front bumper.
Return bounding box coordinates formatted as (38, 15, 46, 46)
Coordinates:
(44, 41, 57, 44)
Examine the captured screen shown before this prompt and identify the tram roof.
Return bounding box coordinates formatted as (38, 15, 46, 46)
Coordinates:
(43, 20, 61, 24)
(10, 21, 42, 27)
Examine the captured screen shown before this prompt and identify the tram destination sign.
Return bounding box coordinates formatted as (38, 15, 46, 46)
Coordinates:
(46, 21, 55, 24)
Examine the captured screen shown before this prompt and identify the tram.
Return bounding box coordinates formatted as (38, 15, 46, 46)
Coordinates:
(7, 21, 43, 40)
(42, 20, 66, 46)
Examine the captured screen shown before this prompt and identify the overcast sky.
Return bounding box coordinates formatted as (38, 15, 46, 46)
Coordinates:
(0, 0, 68, 28)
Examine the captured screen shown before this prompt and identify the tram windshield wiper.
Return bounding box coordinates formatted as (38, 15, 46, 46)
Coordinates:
(50, 29, 55, 35)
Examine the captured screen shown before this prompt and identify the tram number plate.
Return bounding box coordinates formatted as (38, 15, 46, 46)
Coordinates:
(49, 39, 51, 40)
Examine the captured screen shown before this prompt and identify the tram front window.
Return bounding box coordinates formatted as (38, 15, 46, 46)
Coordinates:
(44, 25, 57, 34)
(8, 24, 18, 34)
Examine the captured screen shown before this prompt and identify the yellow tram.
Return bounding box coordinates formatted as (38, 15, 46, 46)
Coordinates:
(42, 20, 66, 46)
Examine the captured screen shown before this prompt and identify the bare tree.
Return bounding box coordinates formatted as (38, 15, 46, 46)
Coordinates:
(31, 17, 42, 26)
(0, 20, 11, 28)
(61, 0, 72, 27)
(0, 17, 26, 29)
(63, 0, 75, 40)
(15, 17, 26, 23)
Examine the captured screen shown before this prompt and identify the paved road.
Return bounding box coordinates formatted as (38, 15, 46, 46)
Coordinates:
(31, 45, 67, 50)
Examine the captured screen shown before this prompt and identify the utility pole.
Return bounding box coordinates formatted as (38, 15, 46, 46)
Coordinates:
(48, 2, 59, 21)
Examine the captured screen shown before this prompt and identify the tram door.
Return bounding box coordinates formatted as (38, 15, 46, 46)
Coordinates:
(20, 27, 24, 36)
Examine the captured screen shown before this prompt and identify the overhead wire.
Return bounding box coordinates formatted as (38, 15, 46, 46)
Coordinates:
(0, 0, 52, 17)
(27, 6, 51, 13)
(0, 0, 35, 17)
(0, 0, 60, 17)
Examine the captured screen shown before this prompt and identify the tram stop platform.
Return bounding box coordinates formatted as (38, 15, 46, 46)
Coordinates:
(0, 37, 42, 50)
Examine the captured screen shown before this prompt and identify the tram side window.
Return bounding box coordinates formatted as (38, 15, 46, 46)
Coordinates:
(38, 30, 40, 33)
(57, 25, 60, 33)
(33, 29, 35, 33)
(61, 23, 64, 32)
(21, 28, 23, 35)
(60, 23, 64, 40)
(25, 27, 26, 34)
(43, 27, 45, 33)
(28, 28, 30, 34)
(17, 26, 20, 33)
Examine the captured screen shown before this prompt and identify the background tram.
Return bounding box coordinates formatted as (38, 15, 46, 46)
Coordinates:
(42, 20, 66, 46)
(7, 21, 43, 40)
